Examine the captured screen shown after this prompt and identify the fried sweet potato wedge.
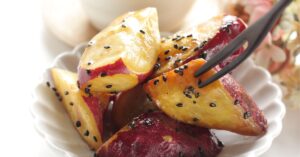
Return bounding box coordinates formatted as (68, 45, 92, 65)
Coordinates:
(97, 112, 223, 157)
(78, 8, 160, 93)
(144, 59, 267, 136)
(112, 85, 157, 130)
(48, 68, 110, 150)
(154, 15, 246, 76)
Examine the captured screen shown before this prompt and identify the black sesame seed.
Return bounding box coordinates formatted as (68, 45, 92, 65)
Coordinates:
(100, 72, 107, 77)
(58, 97, 63, 102)
(182, 47, 188, 51)
(84, 130, 89, 136)
(64, 91, 69, 95)
(193, 117, 199, 122)
(175, 59, 181, 63)
(93, 136, 98, 142)
(164, 50, 170, 55)
(139, 30, 145, 34)
(176, 103, 183, 107)
(187, 34, 193, 38)
(209, 102, 217, 107)
(46, 82, 50, 87)
(87, 84, 92, 88)
(154, 79, 159, 85)
(162, 74, 167, 82)
(52, 87, 57, 92)
(84, 88, 90, 94)
(86, 70, 91, 75)
(121, 24, 126, 28)
(69, 102, 74, 106)
(128, 121, 136, 129)
(199, 52, 207, 59)
(195, 92, 200, 98)
(178, 46, 183, 50)
(183, 65, 188, 69)
(174, 44, 179, 49)
(143, 118, 153, 126)
(106, 85, 112, 88)
(87, 62, 92, 65)
(243, 112, 251, 119)
(194, 47, 200, 52)
(165, 56, 171, 61)
(193, 101, 196, 104)
(104, 45, 110, 49)
(75, 121, 81, 127)
(234, 99, 240, 105)
(153, 63, 161, 71)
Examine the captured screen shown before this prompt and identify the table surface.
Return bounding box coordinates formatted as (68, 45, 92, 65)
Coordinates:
(0, 0, 299, 157)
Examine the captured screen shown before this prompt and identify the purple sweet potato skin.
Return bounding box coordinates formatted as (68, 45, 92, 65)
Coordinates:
(221, 75, 267, 134)
(97, 112, 223, 157)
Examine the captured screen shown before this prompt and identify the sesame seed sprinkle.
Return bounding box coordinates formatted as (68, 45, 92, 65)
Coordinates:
(75, 121, 81, 127)
(104, 46, 110, 49)
(176, 103, 183, 107)
(106, 85, 112, 88)
(154, 79, 159, 85)
(139, 30, 145, 34)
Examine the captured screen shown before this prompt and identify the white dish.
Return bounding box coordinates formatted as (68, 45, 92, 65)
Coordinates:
(31, 44, 286, 157)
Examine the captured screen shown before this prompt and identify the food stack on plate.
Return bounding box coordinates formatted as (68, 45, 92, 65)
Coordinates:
(45, 8, 268, 156)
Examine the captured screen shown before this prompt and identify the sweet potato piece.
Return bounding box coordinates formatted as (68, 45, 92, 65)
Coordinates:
(112, 85, 157, 130)
(78, 8, 160, 93)
(144, 59, 267, 136)
(48, 68, 110, 150)
(97, 112, 223, 157)
(154, 15, 246, 76)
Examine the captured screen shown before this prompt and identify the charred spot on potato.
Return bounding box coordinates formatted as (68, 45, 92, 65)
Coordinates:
(106, 85, 113, 88)
(243, 112, 251, 119)
(209, 102, 217, 108)
(46, 81, 51, 87)
(84, 130, 90, 136)
(176, 103, 183, 107)
(154, 79, 159, 85)
(75, 121, 81, 127)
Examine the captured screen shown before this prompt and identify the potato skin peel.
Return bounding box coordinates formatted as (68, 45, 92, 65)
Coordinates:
(97, 112, 223, 157)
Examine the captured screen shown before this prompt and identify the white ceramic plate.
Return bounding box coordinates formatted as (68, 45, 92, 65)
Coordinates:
(31, 44, 286, 157)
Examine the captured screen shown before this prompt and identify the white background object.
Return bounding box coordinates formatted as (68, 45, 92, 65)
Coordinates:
(0, 0, 299, 157)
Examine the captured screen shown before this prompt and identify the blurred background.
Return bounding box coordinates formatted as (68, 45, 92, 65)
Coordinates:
(0, 0, 299, 156)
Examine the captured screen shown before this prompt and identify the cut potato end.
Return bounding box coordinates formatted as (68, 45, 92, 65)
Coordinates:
(80, 7, 160, 74)
(144, 59, 267, 136)
(50, 68, 109, 150)
(112, 85, 157, 129)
